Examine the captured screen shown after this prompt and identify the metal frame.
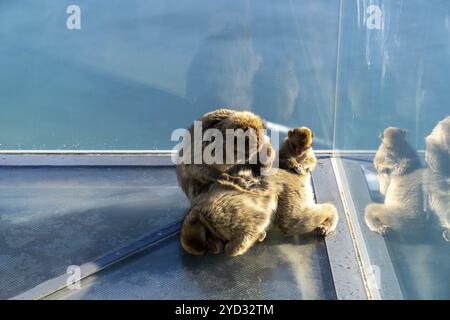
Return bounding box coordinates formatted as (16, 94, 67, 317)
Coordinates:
(330, 156, 404, 300)
(312, 158, 368, 300)
(12, 221, 182, 300)
(0, 151, 175, 166)
(4, 151, 402, 300)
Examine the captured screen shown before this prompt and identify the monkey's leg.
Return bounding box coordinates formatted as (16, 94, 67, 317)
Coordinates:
(277, 204, 338, 236)
(224, 232, 261, 256)
(206, 233, 225, 254)
(314, 204, 339, 236)
(364, 203, 408, 236)
(180, 208, 207, 255)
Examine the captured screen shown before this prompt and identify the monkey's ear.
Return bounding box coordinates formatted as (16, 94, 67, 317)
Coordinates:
(378, 132, 383, 140)
(311, 131, 315, 138)
(288, 130, 293, 138)
(401, 129, 407, 137)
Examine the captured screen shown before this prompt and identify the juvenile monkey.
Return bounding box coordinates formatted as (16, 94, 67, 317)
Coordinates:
(372, 127, 422, 196)
(374, 127, 421, 176)
(424, 116, 450, 241)
(175, 108, 275, 202)
(365, 127, 427, 236)
(272, 127, 338, 236)
(279, 127, 317, 175)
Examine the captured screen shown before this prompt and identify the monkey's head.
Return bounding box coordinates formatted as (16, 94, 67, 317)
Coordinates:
(220, 111, 266, 132)
(427, 116, 450, 151)
(288, 127, 314, 155)
(380, 127, 407, 148)
(219, 111, 271, 165)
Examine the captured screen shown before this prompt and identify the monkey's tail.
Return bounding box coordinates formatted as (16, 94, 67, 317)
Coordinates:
(180, 207, 207, 255)
(276, 203, 339, 236)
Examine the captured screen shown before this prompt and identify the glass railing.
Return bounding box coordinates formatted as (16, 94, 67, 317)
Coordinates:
(1, 0, 449, 299)
(333, 0, 450, 299)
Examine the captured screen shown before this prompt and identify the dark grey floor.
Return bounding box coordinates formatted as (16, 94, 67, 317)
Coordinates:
(48, 231, 336, 300)
(0, 166, 188, 299)
(1, 166, 336, 300)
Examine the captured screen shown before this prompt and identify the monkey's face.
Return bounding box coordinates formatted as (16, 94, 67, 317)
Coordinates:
(380, 127, 406, 148)
(219, 112, 268, 165)
(288, 127, 314, 155)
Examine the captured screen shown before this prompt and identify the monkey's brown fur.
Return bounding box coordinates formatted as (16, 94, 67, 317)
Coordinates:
(279, 127, 317, 175)
(272, 127, 338, 236)
(424, 116, 450, 241)
(181, 126, 338, 256)
(182, 170, 278, 256)
(178, 109, 274, 255)
(365, 127, 427, 236)
(374, 127, 421, 176)
(176, 108, 274, 202)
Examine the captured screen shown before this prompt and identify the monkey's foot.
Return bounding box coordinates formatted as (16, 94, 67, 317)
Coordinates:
(258, 231, 267, 242)
(206, 238, 224, 254)
(224, 243, 246, 256)
(442, 229, 450, 242)
(317, 225, 333, 237)
(376, 225, 391, 236)
(224, 237, 254, 256)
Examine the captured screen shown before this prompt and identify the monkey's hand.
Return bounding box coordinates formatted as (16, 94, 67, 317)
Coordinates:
(443, 229, 450, 242)
(293, 164, 307, 175)
(391, 160, 408, 175)
(220, 172, 260, 190)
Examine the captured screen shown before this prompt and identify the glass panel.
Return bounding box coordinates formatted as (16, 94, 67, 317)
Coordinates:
(0, 0, 339, 150)
(334, 0, 450, 299)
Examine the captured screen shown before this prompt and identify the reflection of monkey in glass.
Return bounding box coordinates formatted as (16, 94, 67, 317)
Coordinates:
(424, 116, 450, 241)
(365, 127, 427, 236)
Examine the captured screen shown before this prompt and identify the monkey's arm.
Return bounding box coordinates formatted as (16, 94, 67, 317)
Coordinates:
(391, 157, 421, 175)
(217, 171, 259, 190)
(279, 157, 308, 174)
(300, 149, 318, 173)
(374, 146, 396, 173)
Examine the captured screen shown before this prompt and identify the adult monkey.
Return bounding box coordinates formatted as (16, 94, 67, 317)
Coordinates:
(175, 108, 275, 255)
(175, 108, 275, 202)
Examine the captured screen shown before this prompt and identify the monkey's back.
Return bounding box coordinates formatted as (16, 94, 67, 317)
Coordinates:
(192, 181, 277, 241)
(268, 169, 314, 220)
(425, 168, 450, 229)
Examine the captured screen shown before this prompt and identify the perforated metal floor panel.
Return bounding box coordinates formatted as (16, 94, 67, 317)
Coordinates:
(46, 231, 336, 300)
(2, 163, 340, 300)
(0, 166, 188, 299)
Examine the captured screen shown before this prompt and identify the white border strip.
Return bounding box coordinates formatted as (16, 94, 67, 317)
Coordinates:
(0, 150, 176, 155)
(0, 154, 175, 166)
(330, 157, 379, 299)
